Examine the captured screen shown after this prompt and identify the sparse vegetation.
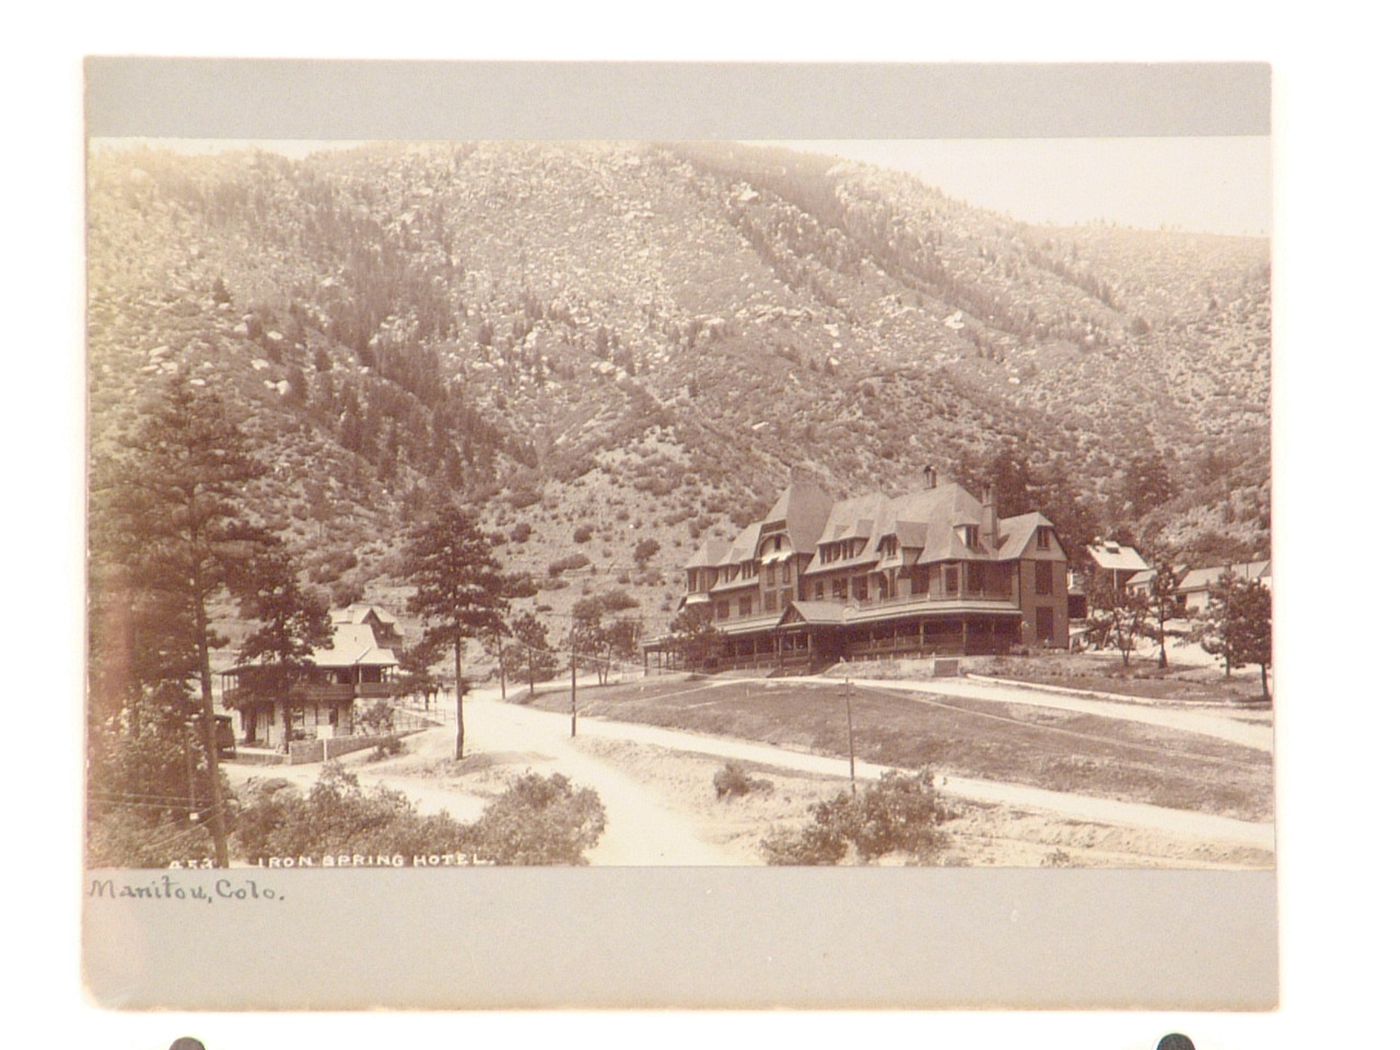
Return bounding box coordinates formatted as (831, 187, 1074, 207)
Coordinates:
(761, 767, 955, 865)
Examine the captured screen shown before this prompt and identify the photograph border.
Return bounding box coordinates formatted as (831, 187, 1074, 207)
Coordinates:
(81, 57, 1277, 1011)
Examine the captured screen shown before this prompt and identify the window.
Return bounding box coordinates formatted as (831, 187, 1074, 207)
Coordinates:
(833, 578, 847, 600)
(780, 588, 793, 608)
(328, 704, 339, 726)
(964, 525, 979, 549)
(945, 567, 959, 595)
(1036, 606, 1055, 642)
(766, 563, 776, 586)
(1036, 561, 1053, 596)
(716, 600, 729, 619)
(763, 592, 777, 613)
(813, 581, 824, 599)
(912, 566, 929, 595)
(967, 562, 985, 594)
(781, 561, 791, 584)
(1036, 526, 1051, 550)
(854, 577, 868, 601)
(738, 596, 752, 617)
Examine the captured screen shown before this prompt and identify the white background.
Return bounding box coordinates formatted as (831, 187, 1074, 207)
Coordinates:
(6, 4, 1396, 1048)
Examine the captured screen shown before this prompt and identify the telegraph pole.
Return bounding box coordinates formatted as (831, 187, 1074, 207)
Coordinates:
(844, 677, 857, 795)
(570, 649, 578, 738)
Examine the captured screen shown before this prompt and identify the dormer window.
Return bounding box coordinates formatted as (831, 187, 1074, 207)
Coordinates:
(1037, 526, 1052, 550)
(963, 525, 979, 549)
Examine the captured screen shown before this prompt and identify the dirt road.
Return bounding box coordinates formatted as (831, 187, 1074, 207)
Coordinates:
(227, 680, 1273, 862)
(802, 674, 1274, 752)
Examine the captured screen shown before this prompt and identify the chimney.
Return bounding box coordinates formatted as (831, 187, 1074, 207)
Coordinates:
(980, 484, 999, 552)
(923, 465, 937, 489)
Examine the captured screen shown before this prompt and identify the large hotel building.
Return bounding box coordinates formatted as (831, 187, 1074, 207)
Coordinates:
(646, 467, 1069, 674)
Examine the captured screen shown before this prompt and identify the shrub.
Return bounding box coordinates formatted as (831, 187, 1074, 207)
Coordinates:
(369, 737, 405, 761)
(509, 521, 533, 544)
(547, 553, 590, 576)
(713, 761, 773, 800)
(573, 524, 594, 543)
(358, 701, 396, 736)
(760, 767, 955, 866)
(471, 771, 606, 865)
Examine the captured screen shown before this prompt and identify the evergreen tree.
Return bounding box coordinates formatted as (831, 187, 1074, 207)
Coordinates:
(1193, 571, 1272, 698)
(669, 605, 722, 670)
(1146, 558, 1184, 668)
(404, 506, 511, 759)
(94, 375, 266, 865)
(502, 611, 558, 697)
(231, 540, 333, 751)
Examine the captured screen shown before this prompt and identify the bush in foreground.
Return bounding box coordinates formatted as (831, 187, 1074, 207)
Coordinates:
(235, 764, 606, 865)
(760, 767, 956, 866)
(472, 771, 606, 865)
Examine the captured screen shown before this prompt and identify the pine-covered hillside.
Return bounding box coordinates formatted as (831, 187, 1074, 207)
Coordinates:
(87, 140, 1271, 647)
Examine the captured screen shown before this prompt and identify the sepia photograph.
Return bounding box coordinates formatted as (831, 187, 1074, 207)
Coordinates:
(79, 59, 1282, 1011)
(87, 133, 1272, 873)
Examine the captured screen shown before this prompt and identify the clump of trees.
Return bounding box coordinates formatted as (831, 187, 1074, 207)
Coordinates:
(760, 768, 956, 865)
(669, 605, 722, 670)
(500, 612, 559, 697)
(236, 763, 606, 866)
(1192, 571, 1273, 700)
(1086, 576, 1151, 667)
(570, 589, 641, 686)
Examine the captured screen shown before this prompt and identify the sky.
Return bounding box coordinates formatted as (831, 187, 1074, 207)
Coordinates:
(93, 134, 1271, 238)
(769, 137, 1272, 237)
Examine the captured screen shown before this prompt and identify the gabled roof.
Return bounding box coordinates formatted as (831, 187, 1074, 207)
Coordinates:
(761, 479, 835, 553)
(311, 623, 400, 668)
(1178, 560, 1272, 592)
(724, 522, 762, 564)
(332, 603, 398, 626)
(1086, 542, 1150, 573)
(996, 512, 1056, 560)
(778, 600, 848, 627)
(685, 538, 732, 570)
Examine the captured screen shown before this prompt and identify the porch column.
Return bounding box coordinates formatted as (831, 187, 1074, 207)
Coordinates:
(961, 618, 968, 653)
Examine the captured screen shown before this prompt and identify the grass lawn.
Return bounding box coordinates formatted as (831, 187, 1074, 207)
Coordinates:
(969, 653, 1270, 704)
(522, 677, 1274, 822)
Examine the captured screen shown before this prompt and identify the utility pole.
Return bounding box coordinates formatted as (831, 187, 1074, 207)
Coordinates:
(844, 677, 857, 796)
(570, 649, 578, 738)
(184, 720, 198, 821)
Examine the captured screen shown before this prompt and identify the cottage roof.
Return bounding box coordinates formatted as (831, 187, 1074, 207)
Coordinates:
(311, 623, 400, 668)
(332, 603, 398, 626)
(1178, 560, 1272, 592)
(1086, 542, 1150, 573)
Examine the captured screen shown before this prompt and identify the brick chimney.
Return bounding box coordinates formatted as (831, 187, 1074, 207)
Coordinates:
(923, 464, 937, 489)
(980, 484, 1000, 552)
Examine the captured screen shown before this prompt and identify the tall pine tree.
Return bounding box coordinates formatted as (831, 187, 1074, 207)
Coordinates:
(404, 505, 510, 759)
(95, 375, 266, 866)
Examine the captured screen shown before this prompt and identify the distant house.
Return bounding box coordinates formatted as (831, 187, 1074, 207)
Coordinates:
(1086, 541, 1151, 591)
(1175, 560, 1271, 614)
(1067, 570, 1090, 620)
(221, 605, 403, 750)
(1127, 559, 1271, 615)
(646, 468, 1069, 674)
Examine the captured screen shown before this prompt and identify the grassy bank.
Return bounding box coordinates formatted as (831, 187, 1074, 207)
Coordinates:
(523, 676, 1273, 822)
